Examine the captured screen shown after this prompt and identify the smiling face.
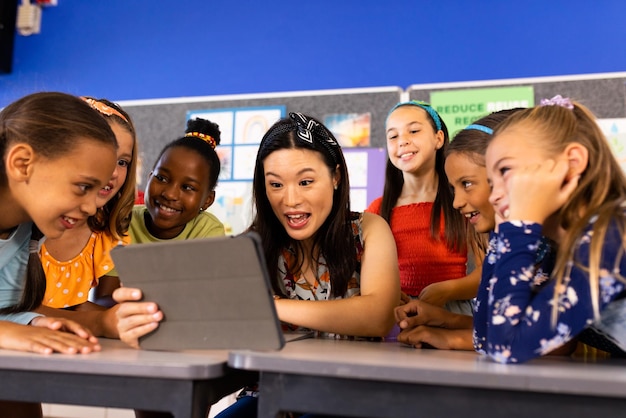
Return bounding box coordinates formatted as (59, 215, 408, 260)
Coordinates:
(445, 152, 495, 233)
(385, 106, 444, 175)
(144, 146, 214, 239)
(263, 148, 339, 246)
(96, 121, 134, 208)
(486, 125, 551, 221)
(8, 140, 117, 240)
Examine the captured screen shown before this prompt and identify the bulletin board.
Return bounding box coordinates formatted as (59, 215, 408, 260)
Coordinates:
(408, 72, 626, 171)
(118, 73, 626, 235)
(407, 72, 626, 119)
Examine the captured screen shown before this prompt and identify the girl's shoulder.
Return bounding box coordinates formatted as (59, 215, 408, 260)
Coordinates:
(577, 204, 626, 245)
(92, 230, 130, 251)
(130, 204, 148, 227)
(131, 204, 147, 217)
(184, 210, 225, 238)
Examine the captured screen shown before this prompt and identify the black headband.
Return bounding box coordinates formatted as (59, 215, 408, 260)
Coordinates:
(259, 112, 340, 163)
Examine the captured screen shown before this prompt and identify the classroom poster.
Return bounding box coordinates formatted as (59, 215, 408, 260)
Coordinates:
(323, 113, 371, 147)
(597, 118, 626, 172)
(431, 86, 535, 138)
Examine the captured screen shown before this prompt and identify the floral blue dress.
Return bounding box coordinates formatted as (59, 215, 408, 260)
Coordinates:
(473, 217, 626, 364)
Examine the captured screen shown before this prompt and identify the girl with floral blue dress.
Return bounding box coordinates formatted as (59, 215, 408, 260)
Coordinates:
(475, 96, 626, 364)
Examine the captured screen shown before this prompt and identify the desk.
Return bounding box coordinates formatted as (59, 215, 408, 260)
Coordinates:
(0, 338, 256, 418)
(229, 338, 626, 418)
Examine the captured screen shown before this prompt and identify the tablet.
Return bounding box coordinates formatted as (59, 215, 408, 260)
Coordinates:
(111, 232, 285, 351)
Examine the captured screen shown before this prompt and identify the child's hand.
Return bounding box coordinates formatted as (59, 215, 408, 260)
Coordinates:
(508, 159, 579, 224)
(30, 316, 98, 343)
(0, 319, 101, 354)
(417, 282, 450, 307)
(113, 287, 163, 349)
(399, 291, 411, 305)
(394, 299, 449, 329)
(397, 326, 471, 350)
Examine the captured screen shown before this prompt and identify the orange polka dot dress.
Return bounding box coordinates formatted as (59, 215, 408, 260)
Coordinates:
(41, 232, 130, 308)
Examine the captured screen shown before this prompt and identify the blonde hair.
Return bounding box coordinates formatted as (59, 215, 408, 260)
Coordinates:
(494, 101, 626, 322)
(83, 97, 137, 241)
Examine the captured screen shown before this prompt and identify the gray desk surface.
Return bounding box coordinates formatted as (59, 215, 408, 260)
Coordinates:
(0, 338, 228, 379)
(229, 338, 626, 418)
(0, 338, 256, 418)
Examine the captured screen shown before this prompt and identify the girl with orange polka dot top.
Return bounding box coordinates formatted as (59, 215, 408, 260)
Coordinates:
(41, 97, 137, 310)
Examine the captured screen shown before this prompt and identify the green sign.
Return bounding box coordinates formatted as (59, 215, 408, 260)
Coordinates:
(431, 86, 535, 138)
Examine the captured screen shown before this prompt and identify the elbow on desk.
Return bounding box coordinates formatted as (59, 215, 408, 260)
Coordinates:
(359, 313, 396, 338)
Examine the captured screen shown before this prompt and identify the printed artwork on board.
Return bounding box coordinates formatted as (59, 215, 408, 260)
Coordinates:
(597, 118, 626, 172)
(324, 113, 371, 147)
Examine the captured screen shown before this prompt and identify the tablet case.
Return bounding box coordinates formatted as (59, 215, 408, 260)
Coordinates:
(111, 232, 285, 351)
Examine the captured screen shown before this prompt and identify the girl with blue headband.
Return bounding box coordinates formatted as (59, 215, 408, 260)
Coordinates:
(394, 108, 526, 350)
(366, 100, 476, 316)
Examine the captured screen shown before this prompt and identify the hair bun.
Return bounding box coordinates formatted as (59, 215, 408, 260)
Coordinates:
(184, 118, 221, 148)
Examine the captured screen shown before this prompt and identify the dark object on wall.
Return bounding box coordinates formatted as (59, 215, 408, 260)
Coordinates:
(0, 0, 18, 73)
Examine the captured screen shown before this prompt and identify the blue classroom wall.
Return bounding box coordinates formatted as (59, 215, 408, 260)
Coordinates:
(1, 0, 625, 107)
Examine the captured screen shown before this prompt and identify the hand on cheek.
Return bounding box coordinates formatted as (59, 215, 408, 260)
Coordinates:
(508, 159, 575, 224)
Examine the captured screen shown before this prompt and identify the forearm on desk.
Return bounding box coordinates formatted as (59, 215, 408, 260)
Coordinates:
(35, 305, 119, 338)
(275, 296, 396, 337)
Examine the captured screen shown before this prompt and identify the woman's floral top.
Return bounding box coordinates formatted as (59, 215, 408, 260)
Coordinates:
(278, 212, 364, 338)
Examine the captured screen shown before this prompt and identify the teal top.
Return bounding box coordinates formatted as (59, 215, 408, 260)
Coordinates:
(0, 222, 44, 324)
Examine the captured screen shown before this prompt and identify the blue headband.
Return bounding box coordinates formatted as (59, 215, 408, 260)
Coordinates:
(464, 124, 493, 135)
(388, 100, 443, 132)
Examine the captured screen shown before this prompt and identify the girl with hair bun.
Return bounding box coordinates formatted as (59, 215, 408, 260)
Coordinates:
(113, 118, 226, 347)
(129, 117, 225, 242)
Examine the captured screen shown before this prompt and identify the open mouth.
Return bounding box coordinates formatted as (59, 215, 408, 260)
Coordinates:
(62, 216, 77, 225)
(99, 184, 113, 196)
(286, 213, 310, 227)
(156, 202, 181, 214)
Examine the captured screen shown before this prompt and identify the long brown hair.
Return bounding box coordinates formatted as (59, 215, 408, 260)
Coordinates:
(251, 113, 354, 298)
(380, 102, 465, 253)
